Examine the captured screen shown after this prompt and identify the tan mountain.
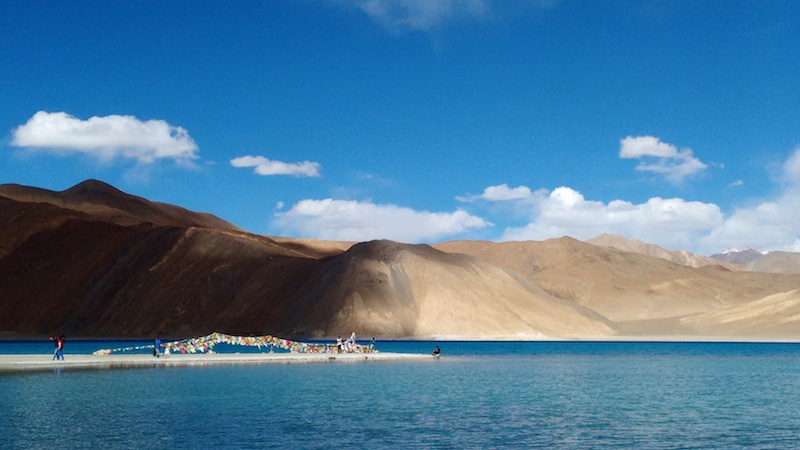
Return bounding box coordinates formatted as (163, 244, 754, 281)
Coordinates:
(290, 240, 614, 339)
(2, 180, 800, 341)
(586, 233, 739, 270)
(433, 239, 800, 338)
(679, 289, 800, 337)
(744, 252, 800, 274)
(0, 181, 612, 339)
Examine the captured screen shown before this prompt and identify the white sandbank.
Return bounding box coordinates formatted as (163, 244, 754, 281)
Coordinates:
(0, 352, 435, 373)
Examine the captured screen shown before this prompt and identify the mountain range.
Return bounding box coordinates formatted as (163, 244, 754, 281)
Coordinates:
(1, 180, 799, 341)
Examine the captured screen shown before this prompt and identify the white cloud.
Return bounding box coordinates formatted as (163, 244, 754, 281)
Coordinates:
(696, 147, 800, 253)
(452, 145, 800, 254)
(338, 0, 487, 32)
(274, 198, 491, 243)
(457, 183, 540, 202)
(783, 145, 800, 184)
(230, 155, 321, 177)
(619, 135, 708, 182)
(698, 197, 800, 253)
(11, 111, 198, 164)
(339, 0, 559, 32)
(500, 186, 723, 251)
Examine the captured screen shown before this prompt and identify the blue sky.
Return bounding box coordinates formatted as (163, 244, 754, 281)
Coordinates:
(2, 1, 799, 254)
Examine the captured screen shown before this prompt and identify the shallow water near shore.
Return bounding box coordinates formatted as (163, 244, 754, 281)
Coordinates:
(2, 341, 800, 448)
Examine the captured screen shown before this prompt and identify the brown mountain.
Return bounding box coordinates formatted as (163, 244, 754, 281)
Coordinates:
(710, 248, 765, 264)
(587, 233, 800, 275)
(433, 239, 800, 339)
(679, 289, 800, 336)
(0, 181, 612, 339)
(289, 239, 614, 339)
(2, 180, 800, 341)
(586, 233, 739, 270)
(0, 194, 313, 337)
(0, 179, 241, 231)
(744, 252, 800, 274)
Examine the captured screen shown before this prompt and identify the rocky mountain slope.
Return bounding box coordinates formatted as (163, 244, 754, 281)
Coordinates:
(0, 180, 612, 339)
(2, 180, 799, 341)
(710, 248, 765, 265)
(0, 179, 241, 231)
(741, 252, 800, 274)
(588, 234, 800, 275)
(586, 233, 739, 270)
(433, 239, 798, 324)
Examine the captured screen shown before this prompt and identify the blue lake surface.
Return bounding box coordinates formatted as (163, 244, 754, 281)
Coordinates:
(2, 340, 800, 449)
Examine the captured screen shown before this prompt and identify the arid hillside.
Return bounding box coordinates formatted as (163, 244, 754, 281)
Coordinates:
(743, 252, 800, 274)
(434, 239, 800, 339)
(0, 181, 612, 339)
(588, 233, 800, 274)
(2, 180, 799, 341)
(586, 233, 740, 270)
(0, 179, 241, 231)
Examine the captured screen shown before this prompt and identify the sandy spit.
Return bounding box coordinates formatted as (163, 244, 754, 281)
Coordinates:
(0, 352, 435, 373)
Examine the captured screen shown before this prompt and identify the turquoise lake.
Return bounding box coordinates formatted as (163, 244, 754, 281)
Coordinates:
(1, 341, 799, 449)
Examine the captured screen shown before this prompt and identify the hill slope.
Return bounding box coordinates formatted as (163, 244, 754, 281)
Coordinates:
(287, 240, 614, 339)
(3, 179, 800, 341)
(434, 239, 800, 337)
(744, 252, 800, 274)
(0, 181, 613, 339)
(586, 233, 739, 270)
(0, 179, 241, 231)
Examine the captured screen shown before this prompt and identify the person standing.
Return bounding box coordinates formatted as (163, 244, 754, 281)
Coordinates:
(154, 336, 162, 358)
(55, 335, 65, 361)
(50, 336, 58, 360)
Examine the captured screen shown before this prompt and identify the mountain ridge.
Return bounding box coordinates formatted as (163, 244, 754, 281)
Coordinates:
(710, 247, 766, 265)
(0, 179, 241, 231)
(586, 233, 740, 270)
(2, 180, 800, 341)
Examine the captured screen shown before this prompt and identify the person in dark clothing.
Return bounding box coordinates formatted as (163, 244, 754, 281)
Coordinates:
(50, 336, 58, 360)
(55, 336, 65, 360)
(432, 346, 440, 357)
(154, 336, 162, 357)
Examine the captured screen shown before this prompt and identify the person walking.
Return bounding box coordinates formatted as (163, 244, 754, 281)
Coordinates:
(55, 335, 65, 360)
(50, 336, 58, 360)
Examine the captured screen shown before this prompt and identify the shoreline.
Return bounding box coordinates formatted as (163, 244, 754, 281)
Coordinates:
(2, 333, 799, 343)
(1, 336, 798, 344)
(0, 352, 435, 373)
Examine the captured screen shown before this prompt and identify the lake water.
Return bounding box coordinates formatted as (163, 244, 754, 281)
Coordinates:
(1, 340, 799, 449)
